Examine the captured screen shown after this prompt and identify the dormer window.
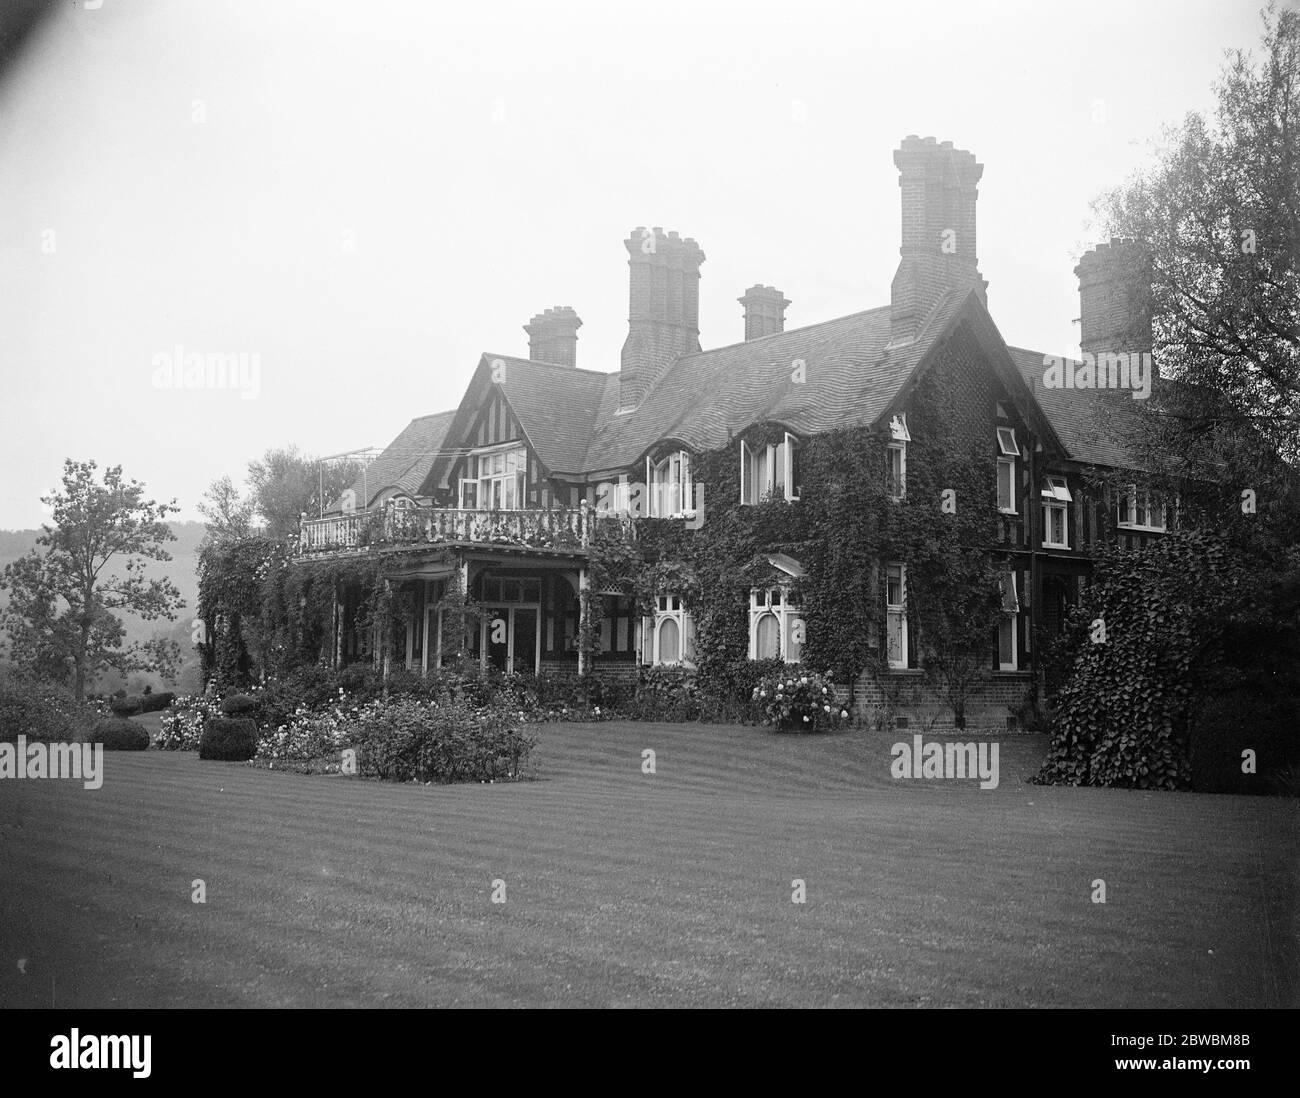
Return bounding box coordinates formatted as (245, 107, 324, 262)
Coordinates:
(647, 450, 694, 518)
(740, 433, 800, 504)
(1041, 476, 1072, 549)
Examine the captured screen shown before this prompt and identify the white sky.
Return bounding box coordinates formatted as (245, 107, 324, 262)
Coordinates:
(0, 0, 1267, 528)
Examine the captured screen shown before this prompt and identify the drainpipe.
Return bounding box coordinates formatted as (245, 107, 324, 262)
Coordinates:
(1027, 428, 1042, 721)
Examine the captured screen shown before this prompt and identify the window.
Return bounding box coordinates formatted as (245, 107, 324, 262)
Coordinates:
(460, 446, 527, 510)
(998, 571, 1019, 670)
(749, 587, 805, 662)
(996, 429, 1018, 513)
(886, 415, 909, 500)
(740, 433, 801, 504)
(885, 562, 908, 670)
(647, 450, 694, 518)
(645, 594, 695, 666)
(1041, 476, 1072, 549)
(1117, 486, 1167, 531)
(480, 576, 541, 603)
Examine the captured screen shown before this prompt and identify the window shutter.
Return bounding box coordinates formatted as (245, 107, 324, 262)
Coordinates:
(740, 440, 749, 504)
(783, 433, 795, 500)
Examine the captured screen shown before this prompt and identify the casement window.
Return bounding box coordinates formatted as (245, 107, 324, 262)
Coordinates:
(996, 428, 1019, 514)
(595, 474, 632, 516)
(749, 587, 805, 663)
(460, 445, 527, 510)
(885, 562, 908, 670)
(740, 433, 801, 504)
(998, 571, 1019, 670)
(1041, 475, 1072, 549)
(887, 414, 909, 500)
(643, 594, 695, 666)
(1116, 485, 1167, 531)
(647, 450, 694, 518)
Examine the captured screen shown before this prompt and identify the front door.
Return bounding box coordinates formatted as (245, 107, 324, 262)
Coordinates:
(480, 605, 540, 673)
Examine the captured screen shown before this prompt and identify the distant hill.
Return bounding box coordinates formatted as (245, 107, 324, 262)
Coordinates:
(0, 520, 208, 694)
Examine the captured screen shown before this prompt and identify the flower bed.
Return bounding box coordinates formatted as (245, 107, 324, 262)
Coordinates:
(156, 694, 222, 750)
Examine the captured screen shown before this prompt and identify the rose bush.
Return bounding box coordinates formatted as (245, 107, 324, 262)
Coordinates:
(751, 669, 849, 732)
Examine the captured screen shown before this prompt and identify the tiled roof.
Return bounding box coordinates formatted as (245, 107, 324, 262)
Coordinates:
(487, 358, 611, 474)
(580, 290, 971, 472)
(350, 410, 457, 507)
(1006, 347, 1170, 471)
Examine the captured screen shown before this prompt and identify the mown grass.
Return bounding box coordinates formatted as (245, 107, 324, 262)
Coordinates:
(0, 720, 1294, 1007)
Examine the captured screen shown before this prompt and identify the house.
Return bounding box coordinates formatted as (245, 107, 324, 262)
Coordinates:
(293, 135, 1177, 727)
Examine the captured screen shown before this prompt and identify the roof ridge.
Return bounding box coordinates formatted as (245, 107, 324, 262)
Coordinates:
(481, 354, 611, 379)
(675, 305, 892, 361)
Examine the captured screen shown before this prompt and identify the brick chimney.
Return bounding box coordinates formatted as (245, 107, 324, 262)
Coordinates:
(524, 306, 582, 367)
(738, 285, 790, 340)
(889, 135, 987, 345)
(619, 227, 705, 410)
(1074, 239, 1153, 359)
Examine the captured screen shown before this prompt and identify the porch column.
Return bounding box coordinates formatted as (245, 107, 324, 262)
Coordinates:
(577, 566, 590, 676)
(381, 579, 392, 679)
(333, 583, 342, 669)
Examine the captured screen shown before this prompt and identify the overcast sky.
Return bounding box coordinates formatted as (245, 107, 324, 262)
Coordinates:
(0, 0, 1267, 529)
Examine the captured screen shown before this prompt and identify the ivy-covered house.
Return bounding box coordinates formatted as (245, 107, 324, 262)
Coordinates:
(293, 135, 1177, 728)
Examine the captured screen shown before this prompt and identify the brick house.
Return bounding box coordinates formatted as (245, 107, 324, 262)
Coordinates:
(295, 135, 1173, 727)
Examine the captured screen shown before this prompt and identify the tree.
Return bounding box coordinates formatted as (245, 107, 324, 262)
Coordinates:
(247, 446, 364, 542)
(0, 461, 184, 701)
(197, 475, 254, 543)
(1096, 5, 1300, 475)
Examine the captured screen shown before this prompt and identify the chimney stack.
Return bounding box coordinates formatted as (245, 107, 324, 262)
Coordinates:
(619, 227, 705, 410)
(1074, 239, 1153, 360)
(738, 285, 790, 340)
(524, 306, 582, 367)
(889, 135, 987, 345)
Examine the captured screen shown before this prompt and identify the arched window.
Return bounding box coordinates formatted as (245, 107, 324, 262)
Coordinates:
(754, 612, 780, 659)
(658, 617, 680, 663)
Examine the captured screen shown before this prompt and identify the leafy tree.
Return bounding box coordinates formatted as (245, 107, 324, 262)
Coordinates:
(0, 460, 184, 700)
(247, 446, 364, 542)
(1096, 5, 1299, 475)
(197, 475, 254, 543)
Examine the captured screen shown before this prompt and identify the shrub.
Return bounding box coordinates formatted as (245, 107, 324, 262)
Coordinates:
(220, 693, 258, 716)
(752, 669, 849, 732)
(349, 696, 537, 783)
(1189, 691, 1300, 796)
(138, 690, 176, 714)
(625, 666, 701, 722)
(93, 717, 150, 751)
(199, 716, 258, 760)
(109, 695, 142, 717)
(156, 694, 220, 750)
(256, 698, 358, 773)
(0, 671, 98, 744)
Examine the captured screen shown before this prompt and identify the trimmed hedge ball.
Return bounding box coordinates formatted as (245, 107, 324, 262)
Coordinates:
(199, 716, 258, 761)
(93, 717, 150, 751)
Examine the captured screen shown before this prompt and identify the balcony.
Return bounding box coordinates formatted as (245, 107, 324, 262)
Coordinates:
(296, 503, 633, 557)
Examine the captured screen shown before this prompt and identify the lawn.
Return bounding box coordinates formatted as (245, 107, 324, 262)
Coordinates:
(0, 719, 1295, 1007)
